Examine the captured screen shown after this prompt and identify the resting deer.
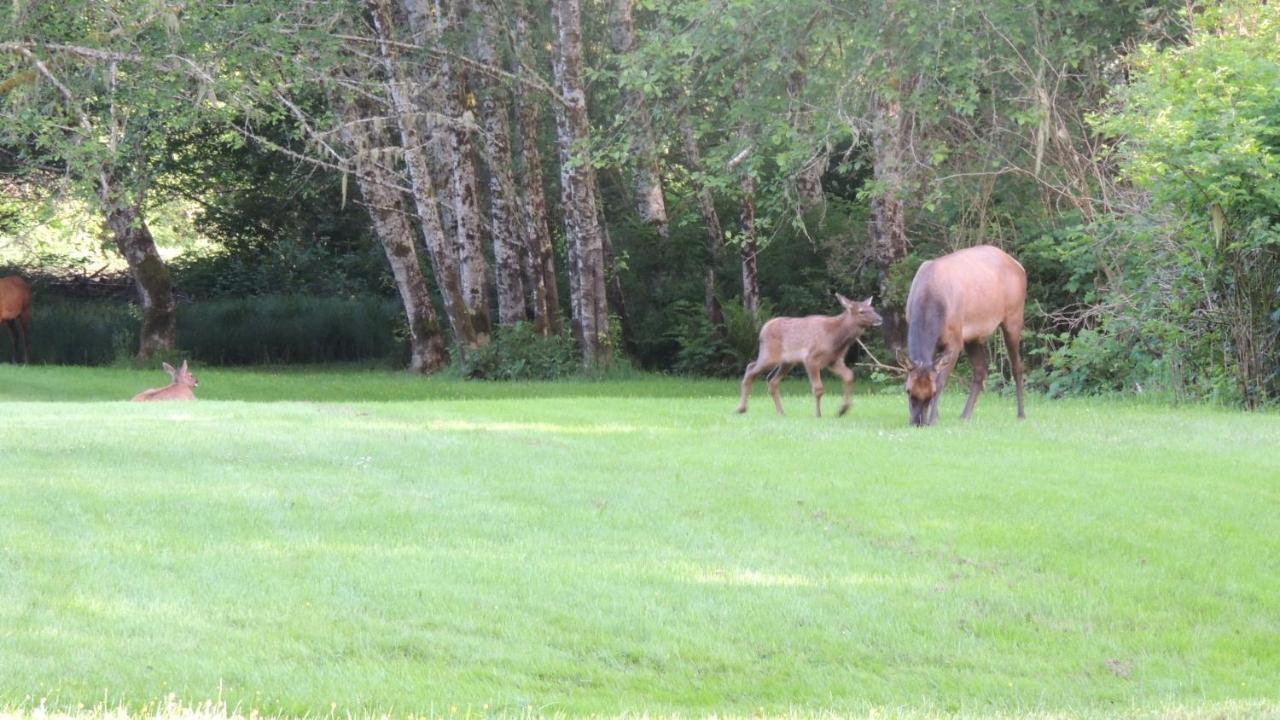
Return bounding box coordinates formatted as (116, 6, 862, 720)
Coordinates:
(132, 360, 200, 402)
(736, 295, 883, 417)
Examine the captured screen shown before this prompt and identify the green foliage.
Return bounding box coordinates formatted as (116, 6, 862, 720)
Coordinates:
(457, 323, 581, 380)
(170, 240, 390, 300)
(1095, 0, 1280, 405)
(665, 298, 771, 377)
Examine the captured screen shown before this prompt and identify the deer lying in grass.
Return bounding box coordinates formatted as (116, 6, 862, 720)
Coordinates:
(736, 295, 883, 417)
(132, 360, 199, 402)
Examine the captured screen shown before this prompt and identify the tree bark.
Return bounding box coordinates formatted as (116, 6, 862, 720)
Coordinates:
(551, 0, 610, 365)
(99, 183, 176, 359)
(511, 0, 561, 335)
(608, 0, 668, 237)
(786, 14, 827, 212)
(433, 1, 492, 340)
(338, 100, 448, 373)
(473, 4, 528, 327)
(366, 0, 479, 350)
(739, 170, 761, 322)
(870, 91, 911, 356)
(678, 110, 725, 327)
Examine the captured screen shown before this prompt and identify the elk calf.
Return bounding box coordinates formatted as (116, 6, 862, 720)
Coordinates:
(736, 295, 883, 417)
(132, 360, 200, 402)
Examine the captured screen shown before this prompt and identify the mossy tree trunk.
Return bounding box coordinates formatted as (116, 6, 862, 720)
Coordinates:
(100, 184, 175, 360)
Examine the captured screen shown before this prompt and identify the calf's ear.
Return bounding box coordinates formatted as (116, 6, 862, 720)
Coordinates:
(863, 296, 874, 306)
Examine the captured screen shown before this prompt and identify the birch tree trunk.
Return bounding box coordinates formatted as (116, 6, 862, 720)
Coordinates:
(511, 0, 561, 335)
(787, 15, 827, 211)
(551, 0, 610, 364)
(870, 91, 911, 356)
(338, 100, 448, 372)
(473, 4, 528, 327)
(366, 0, 479, 349)
(678, 110, 725, 327)
(739, 170, 761, 322)
(99, 181, 176, 359)
(429, 0, 491, 339)
(608, 0, 668, 237)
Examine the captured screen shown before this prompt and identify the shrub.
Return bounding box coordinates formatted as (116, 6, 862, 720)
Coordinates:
(665, 298, 772, 377)
(458, 324, 580, 380)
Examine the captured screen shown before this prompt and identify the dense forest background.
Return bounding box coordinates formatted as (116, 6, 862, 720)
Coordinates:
(0, 0, 1276, 406)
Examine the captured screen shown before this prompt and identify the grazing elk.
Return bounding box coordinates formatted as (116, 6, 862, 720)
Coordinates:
(0, 275, 32, 364)
(737, 295, 883, 417)
(904, 245, 1026, 426)
(132, 360, 200, 402)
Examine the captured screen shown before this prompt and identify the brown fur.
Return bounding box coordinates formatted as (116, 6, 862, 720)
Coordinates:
(0, 275, 32, 364)
(737, 295, 883, 417)
(132, 360, 199, 402)
(904, 245, 1026, 426)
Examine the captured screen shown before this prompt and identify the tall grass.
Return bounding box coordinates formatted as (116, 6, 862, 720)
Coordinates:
(29, 300, 139, 365)
(177, 294, 403, 365)
(25, 295, 404, 366)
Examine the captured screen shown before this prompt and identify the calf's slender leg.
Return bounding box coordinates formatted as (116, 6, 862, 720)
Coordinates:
(737, 360, 768, 413)
(805, 361, 825, 418)
(768, 364, 790, 415)
(832, 357, 855, 417)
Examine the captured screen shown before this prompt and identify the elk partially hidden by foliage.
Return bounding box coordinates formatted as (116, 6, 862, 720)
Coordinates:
(131, 360, 199, 402)
(737, 295, 883, 418)
(0, 276, 32, 364)
(904, 245, 1027, 427)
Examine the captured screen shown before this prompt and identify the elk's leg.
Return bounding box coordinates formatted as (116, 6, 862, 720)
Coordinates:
(1002, 320, 1026, 420)
(930, 346, 961, 425)
(832, 357, 855, 417)
(960, 341, 989, 420)
(768, 363, 790, 415)
(805, 361, 825, 418)
(4, 319, 18, 364)
(18, 307, 30, 364)
(737, 360, 768, 413)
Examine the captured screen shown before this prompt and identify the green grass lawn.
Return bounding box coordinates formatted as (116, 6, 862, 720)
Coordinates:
(0, 365, 1277, 719)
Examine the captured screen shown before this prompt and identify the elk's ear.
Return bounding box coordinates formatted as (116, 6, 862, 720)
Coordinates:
(180, 359, 189, 372)
(162, 362, 176, 376)
(863, 296, 874, 306)
(835, 292, 851, 306)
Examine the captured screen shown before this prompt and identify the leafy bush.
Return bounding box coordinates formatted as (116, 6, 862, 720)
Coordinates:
(665, 298, 772, 377)
(457, 323, 581, 380)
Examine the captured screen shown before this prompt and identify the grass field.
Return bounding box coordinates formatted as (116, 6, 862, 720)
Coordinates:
(0, 365, 1277, 719)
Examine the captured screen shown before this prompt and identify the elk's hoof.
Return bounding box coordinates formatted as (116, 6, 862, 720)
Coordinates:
(838, 405, 849, 417)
